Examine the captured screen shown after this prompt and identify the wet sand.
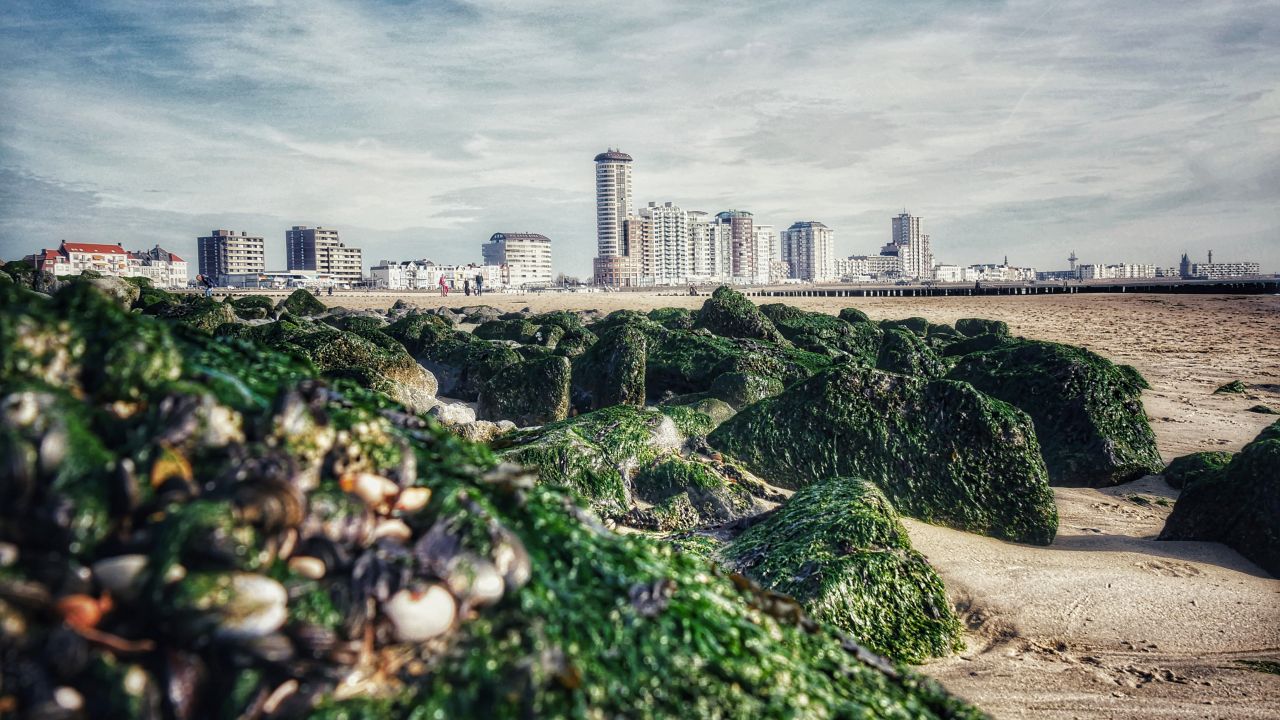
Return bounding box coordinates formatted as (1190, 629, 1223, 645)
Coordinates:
(313, 288, 1280, 718)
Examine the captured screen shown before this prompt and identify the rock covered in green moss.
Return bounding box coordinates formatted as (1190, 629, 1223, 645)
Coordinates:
(571, 324, 647, 411)
(1214, 380, 1247, 394)
(473, 318, 566, 349)
(709, 364, 1058, 545)
(1160, 421, 1280, 576)
(228, 294, 276, 320)
(624, 455, 762, 532)
(876, 327, 947, 379)
(955, 318, 1009, 337)
(879, 317, 930, 337)
(1248, 404, 1279, 415)
(647, 307, 695, 330)
(941, 333, 1015, 358)
(838, 307, 872, 325)
(760, 304, 881, 363)
(721, 478, 963, 663)
(478, 354, 571, 426)
(529, 310, 598, 356)
(386, 313, 520, 400)
(694, 285, 786, 343)
(276, 325, 438, 411)
(1161, 451, 1234, 490)
(948, 340, 1163, 487)
(0, 281, 983, 719)
(278, 288, 327, 317)
(709, 371, 784, 409)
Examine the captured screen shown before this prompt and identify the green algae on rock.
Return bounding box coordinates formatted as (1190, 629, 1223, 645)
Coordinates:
(0, 281, 984, 719)
(473, 317, 566, 349)
(721, 478, 963, 663)
(227, 294, 276, 320)
(1248, 404, 1279, 415)
(570, 323, 647, 411)
(1213, 380, 1247, 394)
(647, 307, 695, 330)
(386, 313, 520, 400)
(1161, 451, 1234, 490)
(759, 303, 881, 363)
(278, 287, 327, 317)
(708, 370, 785, 409)
(708, 364, 1058, 545)
(478, 354, 571, 426)
(879, 317, 930, 337)
(838, 307, 872, 325)
(273, 325, 439, 411)
(694, 285, 787, 343)
(955, 318, 1010, 338)
(876, 327, 947, 379)
(947, 340, 1163, 487)
(1160, 420, 1280, 576)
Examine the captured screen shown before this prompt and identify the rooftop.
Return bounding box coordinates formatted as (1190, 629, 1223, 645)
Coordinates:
(594, 149, 633, 163)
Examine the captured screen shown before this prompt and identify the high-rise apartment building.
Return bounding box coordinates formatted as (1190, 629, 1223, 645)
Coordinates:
(482, 232, 554, 287)
(197, 230, 265, 283)
(637, 201, 690, 285)
(715, 210, 755, 280)
(752, 224, 776, 284)
(781, 221, 836, 281)
(884, 212, 933, 280)
(285, 226, 364, 283)
(593, 149, 639, 285)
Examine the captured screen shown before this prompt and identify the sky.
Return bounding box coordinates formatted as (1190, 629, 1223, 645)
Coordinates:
(1, 0, 1278, 277)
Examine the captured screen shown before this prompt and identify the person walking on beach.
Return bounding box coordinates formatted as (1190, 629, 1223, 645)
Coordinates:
(474, 273, 484, 296)
(438, 274, 449, 297)
(464, 279, 471, 296)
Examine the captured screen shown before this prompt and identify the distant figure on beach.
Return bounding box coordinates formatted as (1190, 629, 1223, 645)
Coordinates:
(327, 286, 333, 297)
(464, 279, 471, 296)
(475, 273, 484, 296)
(689, 285, 698, 296)
(439, 274, 449, 297)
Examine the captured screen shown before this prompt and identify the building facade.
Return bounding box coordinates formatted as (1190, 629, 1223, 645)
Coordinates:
(884, 212, 933, 280)
(781, 221, 836, 282)
(593, 149, 634, 284)
(752, 224, 777, 284)
(197, 230, 266, 283)
(285, 226, 363, 284)
(1179, 253, 1261, 279)
(371, 260, 505, 290)
(35, 241, 187, 287)
(715, 210, 755, 280)
(482, 232, 553, 287)
(637, 201, 690, 285)
(838, 254, 902, 280)
(128, 246, 188, 288)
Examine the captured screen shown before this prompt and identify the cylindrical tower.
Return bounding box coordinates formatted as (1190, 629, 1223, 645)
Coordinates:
(594, 149, 634, 258)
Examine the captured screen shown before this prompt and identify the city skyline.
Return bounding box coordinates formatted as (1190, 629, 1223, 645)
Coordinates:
(2, 1, 1278, 276)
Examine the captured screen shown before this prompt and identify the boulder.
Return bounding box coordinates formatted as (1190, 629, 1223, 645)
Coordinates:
(941, 333, 1015, 358)
(278, 288, 326, 317)
(721, 478, 963, 663)
(528, 310, 598, 356)
(1161, 451, 1233, 490)
(474, 318, 566, 349)
(709, 364, 1058, 545)
(947, 340, 1162, 487)
(1213, 380, 1246, 394)
(452, 419, 515, 443)
(876, 327, 947, 379)
(428, 401, 477, 427)
(879, 317, 929, 337)
(228, 295, 276, 320)
(694, 285, 786, 343)
(278, 327, 438, 412)
(84, 274, 141, 308)
(759, 304, 881, 363)
(478, 355, 571, 426)
(838, 307, 872, 324)
(647, 307, 695, 330)
(386, 314, 521, 400)
(708, 371, 785, 409)
(571, 324, 647, 411)
(955, 318, 1009, 337)
(1160, 421, 1280, 576)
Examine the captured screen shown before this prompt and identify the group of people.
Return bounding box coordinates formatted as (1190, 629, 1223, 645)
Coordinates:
(439, 273, 485, 297)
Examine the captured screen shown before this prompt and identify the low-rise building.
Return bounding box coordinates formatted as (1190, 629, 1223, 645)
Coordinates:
(127, 246, 189, 288)
(370, 260, 506, 291)
(483, 232, 553, 288)
(33, 240, 188, 288)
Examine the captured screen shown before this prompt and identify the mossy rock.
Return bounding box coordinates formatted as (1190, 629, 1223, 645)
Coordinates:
(647, 307, 695, 330)
(879, 317, 929, 337)
(322, 314, 388, 335)
(941, 333, 1015, 358)
(1248, 404, 1279, 415)
(625, 456, 761, 532)
(0, 260, 37, 289)
(278, 288, 327, 317)
(1161, 451, 1234, 490)
(386, 314, 520, 400)
(708, 371, 785, 409)
(759, 304, 881, 362)
(876, 328, 947, 379)
(278, 327, 438, 411)
(529, 310, 598, 356)
(1213, 380, 1247, 394)
(838, 307, 872, 324)
(571, 324, 647, 411)
(709, 364, 1058, 545)
(658, 400, 736, 439)
(0, 281, 983, 718)
(694, 285, 786, 343)
(227, 295, 276, 320)
(589, 309, 654, 335)
(474, 318, 566, 349)
(955, 318, 1009, 337)
(721, 478, 964, 663)
(948, 340, 1163, 487)
(478, 355, 571, 426)
(1160, 421, 1280, 576)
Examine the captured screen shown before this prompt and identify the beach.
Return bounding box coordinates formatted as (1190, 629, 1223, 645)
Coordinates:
(311, 288, 1280, 718)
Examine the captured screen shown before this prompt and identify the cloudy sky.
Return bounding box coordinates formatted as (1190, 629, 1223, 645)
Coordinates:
(2, 0, 1278, 276)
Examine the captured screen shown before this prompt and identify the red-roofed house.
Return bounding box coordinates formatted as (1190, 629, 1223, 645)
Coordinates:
(33, 241, 189, 288)
(128, 246, 189, 288)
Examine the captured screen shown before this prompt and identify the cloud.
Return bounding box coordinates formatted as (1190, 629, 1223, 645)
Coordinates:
(1, 0, 1278, 276)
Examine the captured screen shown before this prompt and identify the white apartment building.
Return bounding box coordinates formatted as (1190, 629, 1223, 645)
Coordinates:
(688, 211, 732, 282)
(127, 246, 189, 288)
(933, 264, 965, 283)
(752, 224, 777, 284)
(636, 202, 691, 285)
(371, 260, 506, 290)
(884, 212, 934, 280)
(1077, 263, 1157, 280)
(781, 221, 836, 282)
(482, 232, 553, 288)
(838, 254, 903, 280)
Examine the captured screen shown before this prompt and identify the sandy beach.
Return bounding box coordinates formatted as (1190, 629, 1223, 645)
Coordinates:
(307, 288, 1280, 718)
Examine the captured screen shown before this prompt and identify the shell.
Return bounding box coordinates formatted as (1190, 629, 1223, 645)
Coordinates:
(445, 554, 505, 608)
(92, 554, 149, 599)
(341, 472, 400, 512)
(382, 584, 456, 643)
(287, 556, 326, 580)
(394, 487, 432, 513)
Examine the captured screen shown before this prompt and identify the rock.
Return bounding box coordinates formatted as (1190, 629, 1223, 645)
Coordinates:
(941, 333, 1015, 357)
(571, 324, 647, 411)
(83, 274, 141, 309)
(622, 455, 763, 532)
(838, 307, 872, 324)
(1160, 421, 1280, 576)
(947, 340, 1163, 487)
(1161, 451, 1234, 490)
(527, 311, 598, 357)
(879, 317, 930, 337)
(277, 288, 326, 317)
(473, 318, 566, 349)
(1213, 380, 1246, 394)
(955, 318, 1010, 337)
(708, 371, 784, 409)
(478, 355, 571, 426)
(386, 314, 521, 400)
(694, 285, 786, 343)
(459, 305, 503, 324)
(453, 419, 510, 443)
(708, 364, 1058, 545)
(278, 326, 438, 411)
(428, 401, 477, 427)
(721, 478, 963, 663)
(876, 327, 947, 379)
(1247, 404, 1278, 415)
(228, 295, 276, 321)
(646, 307, 695, 330)
(759, 304, 881, 362)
